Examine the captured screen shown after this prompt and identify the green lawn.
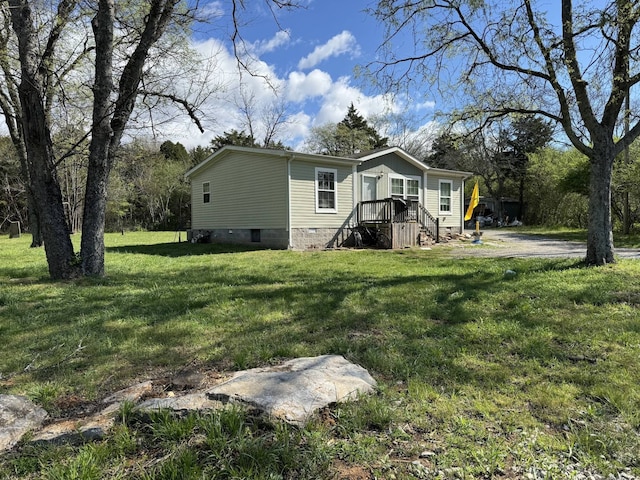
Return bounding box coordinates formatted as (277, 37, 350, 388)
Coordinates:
(518, 226, 640, 248)
(1, 232, 639, 479)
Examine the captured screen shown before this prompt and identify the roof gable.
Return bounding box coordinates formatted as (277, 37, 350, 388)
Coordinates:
(356, 146, 472, 178)
(185, 145, 361, 179)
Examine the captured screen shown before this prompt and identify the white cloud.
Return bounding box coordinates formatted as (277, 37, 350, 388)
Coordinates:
(286, 111, 313, 148)
(198, 1, 224, 18)
(251, 30, 291, 55)
(154, 35, 429, 151)
(286, 69, 333, 102)
(415, 100, 436, 110)
(310, 76, 397, 126)
(297, 30, 360, 70)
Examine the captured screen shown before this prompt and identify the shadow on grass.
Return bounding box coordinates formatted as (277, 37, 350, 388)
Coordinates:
(106, 242, 270, 257)
(2, 250, 631, 405)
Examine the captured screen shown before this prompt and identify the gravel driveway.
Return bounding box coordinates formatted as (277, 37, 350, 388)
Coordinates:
(447, 228, 640, 259)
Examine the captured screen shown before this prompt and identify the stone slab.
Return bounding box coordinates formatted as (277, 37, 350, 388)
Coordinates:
(0, 395, 48, 452)
(207, 355, 377, 425)
(137, 392, 223, 413)
(30, 414, 114, 446)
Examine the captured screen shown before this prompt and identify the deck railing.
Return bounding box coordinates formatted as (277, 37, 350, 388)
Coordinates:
(417, 203, 439, 241)
(358, 198, 439, 242)
(358, 199, 392, 223)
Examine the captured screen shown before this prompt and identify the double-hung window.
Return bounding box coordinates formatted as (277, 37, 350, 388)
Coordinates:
(202, 182, 211, 204)
(315, 168, 337, 213)
(391, 177, 404, 197)
(406, 178, 419, 202)
(439, 180, 452, 214)
(390, 175, 421, 202)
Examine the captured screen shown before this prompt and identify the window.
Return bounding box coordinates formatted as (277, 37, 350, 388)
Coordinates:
(390, 175, 421, 201)
(202, 182, 210, 204)
(407, 178, 419, 201)
(315, 168, 337, 213)
(251, 229, 261, 243)
(391, 177, 404, 197)
(439, 180, 452, 214)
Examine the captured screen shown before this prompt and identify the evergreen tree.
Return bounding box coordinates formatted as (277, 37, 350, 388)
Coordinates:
(339, 103, 389, 151)
(160, 141, 190, 165)
(306, 104, 389, 156)
(211, 130, 258, 151)
(428, 132, 465, 169)
(189, 145, 214, 166)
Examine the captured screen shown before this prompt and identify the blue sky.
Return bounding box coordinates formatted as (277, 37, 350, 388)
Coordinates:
(165, 0, 437, 150)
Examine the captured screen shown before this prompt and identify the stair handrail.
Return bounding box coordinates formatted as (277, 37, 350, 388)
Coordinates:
(417, 203, 439, 242)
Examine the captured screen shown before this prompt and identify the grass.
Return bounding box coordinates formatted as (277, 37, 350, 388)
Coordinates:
(1, 231, 639, 478)
(518, 226, 640, 248)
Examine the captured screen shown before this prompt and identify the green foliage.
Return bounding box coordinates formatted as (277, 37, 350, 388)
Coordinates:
(209, 129, 289, 152)
(612, 142, 640, 231)
(107, 140, 192, 231)
(339, 102, 388, 150)
(525, 147, 590, 227)
(427, 131, 465, 170)
(210, 129, 259, 151)
(527, 140, 640, 232)
(160, 141, 190, 164)
(188, 145, 213, 167)
(559, 156, 590, 196)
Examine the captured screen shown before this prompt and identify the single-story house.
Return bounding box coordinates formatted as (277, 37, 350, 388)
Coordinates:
(185, 145, 471, 249)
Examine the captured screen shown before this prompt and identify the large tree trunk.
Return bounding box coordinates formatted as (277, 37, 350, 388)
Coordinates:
(80, 0, 114, 277)
(20, 93, 77, 278)
(10, 0, 78, 279)
(81, 0, 177, 276)
(81, 165, 110, 276)
(586, 143, 615, 265)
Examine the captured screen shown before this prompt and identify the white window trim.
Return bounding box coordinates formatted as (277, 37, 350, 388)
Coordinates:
(439, 179, 453, 215)
(202, 181, 210, 204)
(389, 174, 421, 202)
(315, 167, 338, 214)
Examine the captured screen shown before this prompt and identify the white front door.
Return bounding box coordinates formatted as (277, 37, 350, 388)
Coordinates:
(362, 175, 377, 201)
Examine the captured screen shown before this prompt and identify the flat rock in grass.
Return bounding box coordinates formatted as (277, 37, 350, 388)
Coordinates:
(30, 414, 114, 446)
(0, 395, 48, 452)
(206, 355, 377, 426)
(137, 392, 223, 414)
(102, 380, 154, 404)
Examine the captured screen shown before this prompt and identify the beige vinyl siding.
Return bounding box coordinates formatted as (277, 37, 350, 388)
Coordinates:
(357, 153, 423, 199)
(426, 174, 464, 230)
(289, 161, 354, 228)
(190, 152, 287, 229)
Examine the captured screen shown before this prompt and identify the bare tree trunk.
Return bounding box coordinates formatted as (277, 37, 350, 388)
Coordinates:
(14, 140, 43, 246)
(81, 0, 178, 276)
(20, 93, 77, 278)
(25, 184, 42, 247)
(81, 161, 109, 275)
(9, 0, 78, 279)
(80, 0, 114, 276)
(586, 143, 615, 265)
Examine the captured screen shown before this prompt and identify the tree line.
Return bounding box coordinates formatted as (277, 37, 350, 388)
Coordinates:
(4, 103, 638, 242)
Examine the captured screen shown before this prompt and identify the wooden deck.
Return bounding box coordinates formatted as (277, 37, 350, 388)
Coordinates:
(356, 198, 439, 248)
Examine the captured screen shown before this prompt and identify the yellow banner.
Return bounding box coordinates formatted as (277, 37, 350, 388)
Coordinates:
(464, 181, 479, 221)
